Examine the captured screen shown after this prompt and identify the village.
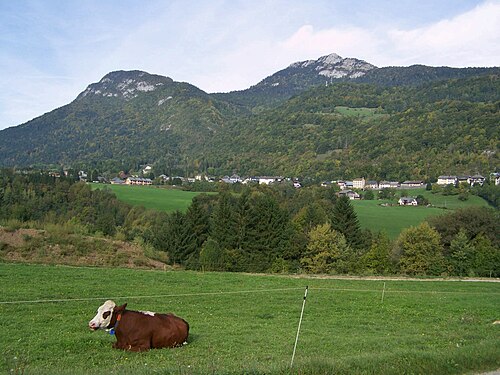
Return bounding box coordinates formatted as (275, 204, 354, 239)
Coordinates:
(78, 165, 500, 207)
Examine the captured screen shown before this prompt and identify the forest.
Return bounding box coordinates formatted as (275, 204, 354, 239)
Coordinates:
(1, 169, 498, 277)
(0, 74, 498, 183)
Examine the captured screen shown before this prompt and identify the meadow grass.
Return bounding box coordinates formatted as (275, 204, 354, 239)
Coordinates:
(91, 184, 490, 239)
(91, 184, 206, 212)
(352, 200, 444, 239)
(1, 263, 499, 374)
(353, 188, 490, 238)
(335, 106, 385, 119)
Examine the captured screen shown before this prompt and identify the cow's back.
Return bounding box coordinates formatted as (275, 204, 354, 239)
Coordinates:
(152, 313, 189, 348)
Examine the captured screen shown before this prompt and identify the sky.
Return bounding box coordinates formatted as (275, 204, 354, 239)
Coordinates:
(0, 0, 499, 130)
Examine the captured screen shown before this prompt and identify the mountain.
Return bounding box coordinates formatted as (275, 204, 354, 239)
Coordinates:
(0, 53, 498, 180)
(0, 70, 243, 169)
(215, 53, 499, 110)
(215, 53, 376, 109)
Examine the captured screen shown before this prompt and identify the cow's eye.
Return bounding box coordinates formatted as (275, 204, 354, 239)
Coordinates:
(103, 311, 111, 319)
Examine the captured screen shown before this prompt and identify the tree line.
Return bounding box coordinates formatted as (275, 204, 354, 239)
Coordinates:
(1, 169, 498, 277)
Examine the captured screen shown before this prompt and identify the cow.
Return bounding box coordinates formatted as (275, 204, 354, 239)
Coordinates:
(88, 300, 189, 352)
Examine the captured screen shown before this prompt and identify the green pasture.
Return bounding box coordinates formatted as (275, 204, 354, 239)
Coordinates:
(91, 184, 490, 239)
(402, 188, 490, 210)
(91, 183, 204, 212)
(335, 106, 385, 119)
(353, 188, 490, 238)
(1, 263, 499, 374)
(352, 200, 444, 239)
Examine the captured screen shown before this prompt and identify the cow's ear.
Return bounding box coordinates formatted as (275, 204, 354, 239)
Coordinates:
(115, 303, 127, 312)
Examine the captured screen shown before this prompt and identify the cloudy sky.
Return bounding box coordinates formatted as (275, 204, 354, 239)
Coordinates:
(0, 0, 499, 130)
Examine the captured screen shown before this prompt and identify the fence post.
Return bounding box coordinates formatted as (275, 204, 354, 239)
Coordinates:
(291, 286, 308, 368)
(381, 282, 386, 303)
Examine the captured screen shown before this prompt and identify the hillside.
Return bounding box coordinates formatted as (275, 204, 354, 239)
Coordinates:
(0, 53, 498, 180)
(210, 75, 500, 180)
(0, 70, 244, 169)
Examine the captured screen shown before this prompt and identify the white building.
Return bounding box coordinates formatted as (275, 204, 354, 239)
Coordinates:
(353, 178, 366, 189)
(437, 176, 457, 185)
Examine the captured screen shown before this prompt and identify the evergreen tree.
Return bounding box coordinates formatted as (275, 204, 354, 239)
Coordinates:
(182, 195, 211, 269)
(199, 237, 229, 271)
(449, 229, 474, 276)
(210, 191, 238, 251)
(330, 195, 363, 249)
(243, 193, 293, 272)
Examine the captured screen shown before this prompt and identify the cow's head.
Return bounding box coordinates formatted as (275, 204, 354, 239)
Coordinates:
(88, 300, 117, 331)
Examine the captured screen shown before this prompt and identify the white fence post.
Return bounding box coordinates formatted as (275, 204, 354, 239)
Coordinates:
(291, 286, 308, 368)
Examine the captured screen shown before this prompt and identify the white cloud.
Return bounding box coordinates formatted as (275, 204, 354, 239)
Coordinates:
(281, 25, 381, 63)
(387, 1, 500, 66)
(1, 1, 499, 130)
(277, 1, 500, 68)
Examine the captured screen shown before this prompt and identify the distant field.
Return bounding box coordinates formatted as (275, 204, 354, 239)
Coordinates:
(93, 184, 490, 238)
(353, 188, 490, 238)
(91, 183, 207, 212)
(335, 106, 386, 119)
(352, 200, 445, 238)
(1, 263, 499, 375)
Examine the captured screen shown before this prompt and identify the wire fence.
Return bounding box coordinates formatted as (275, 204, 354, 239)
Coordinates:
(1, 284, 498, 305)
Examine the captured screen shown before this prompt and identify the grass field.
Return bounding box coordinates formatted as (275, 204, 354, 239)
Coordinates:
(335, 106, 386, 119)
(1, 263, 499, 374)
(352, 200, 445, 239)
(92, 183, 490, 239)
(91, 183, 206, 212)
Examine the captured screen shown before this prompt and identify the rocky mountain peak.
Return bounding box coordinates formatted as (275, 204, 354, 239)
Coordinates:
(77, 70, 173, 100)
(288, 53, 376, 79)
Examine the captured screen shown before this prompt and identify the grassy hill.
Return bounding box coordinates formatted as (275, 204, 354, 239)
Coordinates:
(91, 183, 208, 212)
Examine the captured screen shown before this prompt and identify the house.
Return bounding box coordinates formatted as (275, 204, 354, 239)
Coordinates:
(338, 189, 360, 200)
(78, 170, 88, 182)
(437, 175, 457, 185)
(366, 181, 379, 189)
(469, 174, 485, 186)
(126, 177, 152, 185)
(401, 180, 425, 189)
(321, 181, 334, 187)
(257, 176, 283, 185)
(142, 165, 153, 175)
(457, 175, 470, 185)
(243, 177, 260, 184)
(353, 178, 366, 189)
(293, 181, 302, 189)
(379, 181, 400, 189)
(398, 197, 418, 206)
(490, 172, 500, 186)
(110, 177, 125, 184)
(337, 180, 353, 190)
(221, 174, 242, 184)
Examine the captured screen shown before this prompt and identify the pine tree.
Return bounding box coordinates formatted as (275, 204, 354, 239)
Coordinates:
(210, 191, 238, 250)
(182, 195, 211, 269)
(330, 195, 362, 249)
(449, 229, 474, 276)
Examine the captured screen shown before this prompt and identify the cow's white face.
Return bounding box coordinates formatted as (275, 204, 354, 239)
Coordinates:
(88, 300, 116, 331)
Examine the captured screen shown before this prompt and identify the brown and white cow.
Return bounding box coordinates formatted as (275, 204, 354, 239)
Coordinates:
(88, 300, 189, 352)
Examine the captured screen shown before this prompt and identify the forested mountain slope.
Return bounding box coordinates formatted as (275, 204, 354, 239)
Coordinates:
(0, 56, 498, 180)
(210, 75, 499, 180)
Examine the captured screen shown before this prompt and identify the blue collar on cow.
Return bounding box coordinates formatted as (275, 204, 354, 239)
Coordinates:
(108, 313, 122, 335)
